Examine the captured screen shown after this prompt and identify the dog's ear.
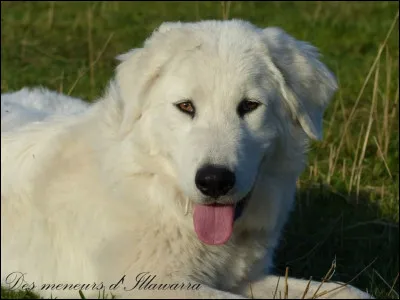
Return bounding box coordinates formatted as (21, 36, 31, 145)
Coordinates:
(115, 23, 189, 133)
(261, 27, 338, 140)
(114, 47, 147, 133)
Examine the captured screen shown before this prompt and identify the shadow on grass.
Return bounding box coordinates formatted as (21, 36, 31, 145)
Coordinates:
(273, 183, 399, 299)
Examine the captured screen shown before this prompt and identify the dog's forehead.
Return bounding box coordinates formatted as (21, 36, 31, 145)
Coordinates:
(164, 49, 265, 101)
(149, 20, 265, 57)
(160, 24, 266, 78)
(142, 20, 279, 106)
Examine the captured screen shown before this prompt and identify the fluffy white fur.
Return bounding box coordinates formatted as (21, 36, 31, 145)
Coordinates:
(1, 20, 373, 299)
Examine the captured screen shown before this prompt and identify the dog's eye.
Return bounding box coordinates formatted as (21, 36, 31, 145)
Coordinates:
(175, 101, 195, 117)
(237, 99, 260, 118)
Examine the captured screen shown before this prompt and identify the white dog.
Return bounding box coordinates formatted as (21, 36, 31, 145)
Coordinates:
(1, 20, 373, 299)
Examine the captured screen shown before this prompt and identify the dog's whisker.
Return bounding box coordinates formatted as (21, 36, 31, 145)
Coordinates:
(184, 197, 190, 215)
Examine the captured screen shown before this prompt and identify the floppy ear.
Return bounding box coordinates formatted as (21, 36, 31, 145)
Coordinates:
(261, 27, 338, 140)
(114, 47, 147, 133)
(115, 35, 177, 132)
(114, 22, 198, 134)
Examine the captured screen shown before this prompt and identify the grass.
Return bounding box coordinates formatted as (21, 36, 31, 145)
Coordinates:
(1, 1, 399, 299)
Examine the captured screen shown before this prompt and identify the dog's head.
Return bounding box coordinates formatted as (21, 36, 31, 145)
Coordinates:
(114, 20, 337, 245)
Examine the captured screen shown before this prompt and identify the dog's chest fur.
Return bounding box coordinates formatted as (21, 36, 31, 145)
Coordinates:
(94, 204, 272, 293)
(187, 229, 272, 291)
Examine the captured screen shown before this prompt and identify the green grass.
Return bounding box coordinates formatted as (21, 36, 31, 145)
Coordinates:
(1, 1, 399, 299)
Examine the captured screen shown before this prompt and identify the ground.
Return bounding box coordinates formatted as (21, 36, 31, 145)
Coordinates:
(1, 1, 399, 299)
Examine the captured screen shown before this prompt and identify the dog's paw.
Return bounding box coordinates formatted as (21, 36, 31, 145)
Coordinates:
(243, 276, 374, 299)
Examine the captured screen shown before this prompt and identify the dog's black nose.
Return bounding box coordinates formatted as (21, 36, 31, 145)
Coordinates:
(195, 165, 235, 198)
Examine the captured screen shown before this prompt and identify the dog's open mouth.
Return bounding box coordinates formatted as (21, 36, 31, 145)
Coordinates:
(193, 191, 251, 246)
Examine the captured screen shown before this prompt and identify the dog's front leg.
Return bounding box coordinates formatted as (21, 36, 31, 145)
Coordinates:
(243, 275, 374, 299)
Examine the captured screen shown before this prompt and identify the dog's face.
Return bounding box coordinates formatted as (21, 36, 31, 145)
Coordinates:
(146, 41, 282, 206)
(115, 20, 337, 244)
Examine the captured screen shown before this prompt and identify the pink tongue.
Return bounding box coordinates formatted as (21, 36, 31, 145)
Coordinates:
(193, 204, 234, 245)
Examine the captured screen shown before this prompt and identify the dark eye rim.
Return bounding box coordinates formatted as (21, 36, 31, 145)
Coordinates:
(174, 100, 196, 118)
(237, 98, 261, 118)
